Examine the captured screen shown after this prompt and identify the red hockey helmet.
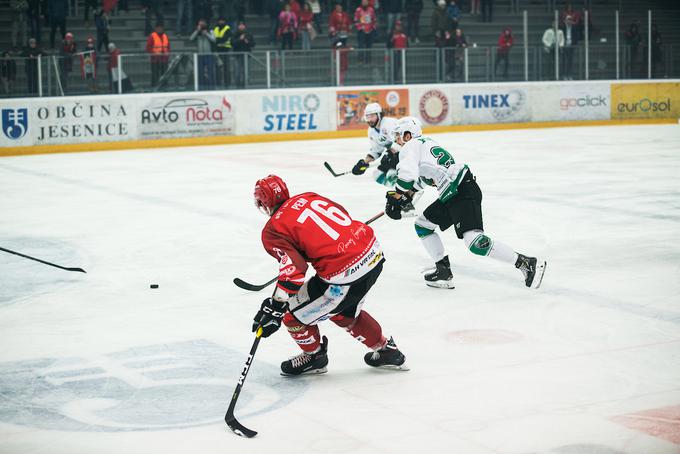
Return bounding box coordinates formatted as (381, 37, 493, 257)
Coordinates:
(254, 175, 290, 216)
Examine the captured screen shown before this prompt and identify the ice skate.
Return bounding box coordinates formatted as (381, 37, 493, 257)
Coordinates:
(281, 336, 329, 376)
(424, 256, 454, 289)
(515, 254, 547, 289)
(364, 337, 409, 371)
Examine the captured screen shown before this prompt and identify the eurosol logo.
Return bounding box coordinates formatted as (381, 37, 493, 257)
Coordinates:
(2, 108, 28, 140)
(462, 90, 526, 121)
(617, 98, 671, 113)
(560, 95, 607, 111)
(419, 90, 449, 124)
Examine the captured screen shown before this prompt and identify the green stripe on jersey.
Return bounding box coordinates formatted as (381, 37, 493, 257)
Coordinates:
(439, 166, 469, 202)
(396, 178, 416, 192)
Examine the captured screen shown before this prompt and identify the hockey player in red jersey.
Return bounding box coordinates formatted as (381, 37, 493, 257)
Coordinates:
(251, 174, 408, 376)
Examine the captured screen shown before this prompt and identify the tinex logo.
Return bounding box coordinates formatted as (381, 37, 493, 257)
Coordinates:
(0, 340, 307, 431)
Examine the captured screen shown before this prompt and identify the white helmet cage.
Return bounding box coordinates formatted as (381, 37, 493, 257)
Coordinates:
(395, 116, 423, 139)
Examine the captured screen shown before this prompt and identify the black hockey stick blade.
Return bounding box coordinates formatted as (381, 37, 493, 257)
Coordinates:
(0, 246, 87, 273)
(324, 161, 350, 177)
(225, 328, 263, 438)
(233, 276, 277, 292)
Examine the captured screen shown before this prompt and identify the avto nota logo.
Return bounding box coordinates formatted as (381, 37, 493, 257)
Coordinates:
(2, 108, 28, 140)
(0, 340, 307, 431)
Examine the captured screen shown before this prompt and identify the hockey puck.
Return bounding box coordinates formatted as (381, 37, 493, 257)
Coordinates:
(150, 284, 159, 289)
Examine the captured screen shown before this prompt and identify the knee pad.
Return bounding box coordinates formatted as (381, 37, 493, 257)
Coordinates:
(466, 232, 493, 256)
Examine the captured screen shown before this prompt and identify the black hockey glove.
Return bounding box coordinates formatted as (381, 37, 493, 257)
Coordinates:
(385, 190, 411, 220)
(377, 150, 399, 173)
(252, 297, 288, 338)
(352, 159, 369, 175)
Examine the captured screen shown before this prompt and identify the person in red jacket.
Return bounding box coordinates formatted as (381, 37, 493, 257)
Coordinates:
(495, 27, 513, 79)
(354, 0, 377, 64)
(389, 20, 408, 82)
(145, 22, 170, 87)
(251, 174, 408, 376)
(328, 2, 351, 47)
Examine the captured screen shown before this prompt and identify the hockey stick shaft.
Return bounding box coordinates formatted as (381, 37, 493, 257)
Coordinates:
(0, 247, 86, 273)
(232, 211, 385, 292)
(323, 161, 350, 177)
(225, 327, 263, 438)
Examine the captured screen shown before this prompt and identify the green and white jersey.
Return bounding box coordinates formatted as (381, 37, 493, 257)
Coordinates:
(367, 117, 401, 160)
(395, 136, 469, 202)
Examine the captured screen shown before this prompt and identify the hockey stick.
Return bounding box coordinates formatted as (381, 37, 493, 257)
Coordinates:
(232, 211, 385, 292)
(323, 161, 351, 178)
(225, 326, 263, 438)
(0, 246, 87, 273)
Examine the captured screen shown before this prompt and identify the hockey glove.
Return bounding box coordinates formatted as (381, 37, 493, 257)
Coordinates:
(385, 190, 411, 220)
(352, 159, 369, 175)
(252, 297, 288, 338)
(377, 151, 399, 173)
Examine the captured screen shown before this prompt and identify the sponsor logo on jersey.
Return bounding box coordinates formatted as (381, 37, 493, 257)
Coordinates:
(559, 95, 607, 110)
(419, 90, 449, 124)
(262, 94, 320, 132)
(2, 108, 28, 140)
(617, 98, 671, 113)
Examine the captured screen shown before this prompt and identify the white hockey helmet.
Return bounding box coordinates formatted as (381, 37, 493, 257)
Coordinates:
(395, 116, 423, 139)
(362, 102, 382, 122)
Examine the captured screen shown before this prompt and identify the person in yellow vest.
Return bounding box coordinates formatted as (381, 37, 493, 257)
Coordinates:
(145, 22, 170, 87)
(213, 16, 232, 88)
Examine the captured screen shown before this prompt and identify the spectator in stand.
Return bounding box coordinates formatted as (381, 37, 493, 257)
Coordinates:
(495, 27, 512, 79)
(1, 51, 18, 95)
(177, 0, 194, 36)
(561, 9, 578, 80)
(27, 0, 42, 45)
(299, 3, 316, 50)
(560, 3, 581, 42)
(480, 0, 492, 23)
(308, 0, 322, 33)
(59, 32, 76, 91)
(94, 7, 110, 53)
(329, 2, 351, 47)
(231, 21, 254, 88)
(388, 19, 407, 82)
(289, 0, 302, 17)
(431, 0, 450, 48)
(267, 0, 285, 44)
(213, 16, 232, 88)
(542, 20, 564, 80)
(446, 26, 466, 81)
(404, 0, 422, 44)
(108, 42, 133, 92)
(190, 19, 216, 89)
(48, 0, 68, 49)
(624, 20, 642, 78)
(142, 0, 164, 36)
(146, 22, 170, 87)
(384, 0, 402, 39)
(102, 0, 117, 15)
(277, 2, 298, 50)
(446, 0, 460, 31)
(80, 37, 97, 92)
(84, 0, 98, 26)
(354, 0, 377, 64)
(10, 0, 29, 50)
(23, 38, 43, 94)
(650, 24, 663, 78)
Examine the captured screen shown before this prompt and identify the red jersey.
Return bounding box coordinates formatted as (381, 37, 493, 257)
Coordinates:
(261, 192, 383, 297)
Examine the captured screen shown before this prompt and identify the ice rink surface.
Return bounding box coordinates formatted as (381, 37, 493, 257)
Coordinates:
(1, 124, 679, 454)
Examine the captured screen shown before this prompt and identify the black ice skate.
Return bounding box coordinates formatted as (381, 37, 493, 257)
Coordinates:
(280, 336, 329, 376)
(364, 337, 409, 371)
(515, 254, 547, 289)
(424, 256, 454, 289)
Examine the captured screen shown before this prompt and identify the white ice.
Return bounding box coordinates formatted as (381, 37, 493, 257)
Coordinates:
(1, 124, 679, 454)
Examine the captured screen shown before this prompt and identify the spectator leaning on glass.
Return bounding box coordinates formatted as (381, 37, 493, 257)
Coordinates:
(80, 37, 98, 93)
(146, 22, 170, 87)
(22, 37, 43, 94)
(231, 21, 254, 88)
(561, 10, 579, 80)
(542, 20, 564, 79)
(190, 19, 217, 89)
(108, 42, 134, 93)
(354, 0, 377, 64)
(495, 27, 512, 79)
(0, 51, 17, 95)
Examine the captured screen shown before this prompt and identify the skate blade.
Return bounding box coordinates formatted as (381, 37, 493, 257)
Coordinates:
(531, 261, 547, 289)
(426, 280, 455, 289)
(371, 362, 410, 372)
(280, 367, 328, 377)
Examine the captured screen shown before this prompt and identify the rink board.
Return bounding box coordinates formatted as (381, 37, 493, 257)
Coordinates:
(1, 80, 678, 156)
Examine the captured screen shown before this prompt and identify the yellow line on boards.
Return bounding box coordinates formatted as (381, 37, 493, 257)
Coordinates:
(0, 118, 676, 158)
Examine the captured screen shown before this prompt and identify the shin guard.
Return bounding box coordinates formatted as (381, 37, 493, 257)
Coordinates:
(283, 312, 321, 353)
(330, 310, 386, 351)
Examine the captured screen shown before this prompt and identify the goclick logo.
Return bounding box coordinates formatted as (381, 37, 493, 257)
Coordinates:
(617, 98, 671, 113)
(560, 95, 607, 110)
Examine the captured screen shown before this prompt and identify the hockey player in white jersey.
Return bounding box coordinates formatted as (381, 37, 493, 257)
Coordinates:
(384, 116, 547, 289)
(351, 103, 402, 187)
